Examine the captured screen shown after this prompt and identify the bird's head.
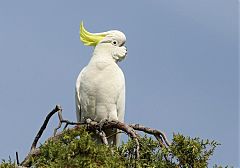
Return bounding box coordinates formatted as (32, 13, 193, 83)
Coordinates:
(80, 22, 127, 62)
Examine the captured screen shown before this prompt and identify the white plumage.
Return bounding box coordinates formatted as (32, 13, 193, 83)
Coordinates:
(75, 23, 127, 145)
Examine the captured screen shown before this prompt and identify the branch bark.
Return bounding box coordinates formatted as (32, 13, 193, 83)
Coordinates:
(129, 124, 170, 147)
(21, 105, 170, 167)
(30, 105, 62, 152)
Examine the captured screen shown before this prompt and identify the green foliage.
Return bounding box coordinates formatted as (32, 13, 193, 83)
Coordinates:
(1, 128, 228, 168)
(0, 157, 15, 168)
(33, 128, 124, 168)
(168, 133, 219, 167)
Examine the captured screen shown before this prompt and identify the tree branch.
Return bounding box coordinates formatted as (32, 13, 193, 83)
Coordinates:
(129, 124, 170, 147)
(21, 105, 170, 167)
(96, 130, 108, 146)
(30, 105, 62, 152)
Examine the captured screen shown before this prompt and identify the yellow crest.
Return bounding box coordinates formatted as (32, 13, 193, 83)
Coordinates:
(80, 22, 107, 46)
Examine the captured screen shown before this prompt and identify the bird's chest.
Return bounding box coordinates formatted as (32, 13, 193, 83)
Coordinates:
(80, 63, 124, 98)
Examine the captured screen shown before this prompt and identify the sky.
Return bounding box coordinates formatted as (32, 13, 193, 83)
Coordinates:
(0, 0, 238, 166)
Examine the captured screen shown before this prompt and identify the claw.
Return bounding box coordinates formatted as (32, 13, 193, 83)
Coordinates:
(84, 118, 92, 129)
(85, 118, 92, 124)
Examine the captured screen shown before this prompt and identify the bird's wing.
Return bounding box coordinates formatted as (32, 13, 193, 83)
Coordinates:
(117, 82, 125, 123)
(75, 67, 86, 122)
(115, 82, 125, 146)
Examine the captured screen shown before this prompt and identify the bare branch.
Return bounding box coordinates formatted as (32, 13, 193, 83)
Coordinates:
(16, 152, 20, 166)
(21, 105, 171, 166)
(96, 130, 108, 146)
(94, 120, 140, 159)
(53, 107, 63, 135)
(129, 124, 170, 147)
(54, 109, 83, 135)
(30, 105, 62, 152)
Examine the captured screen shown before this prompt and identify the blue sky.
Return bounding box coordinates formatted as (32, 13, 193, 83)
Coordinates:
(0, 0, 238, 166)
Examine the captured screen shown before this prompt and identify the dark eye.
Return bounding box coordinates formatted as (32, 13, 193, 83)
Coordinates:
(112, 40, 118, 46)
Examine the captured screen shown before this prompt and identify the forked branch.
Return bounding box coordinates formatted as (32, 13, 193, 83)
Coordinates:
(21, 105, 170, 167)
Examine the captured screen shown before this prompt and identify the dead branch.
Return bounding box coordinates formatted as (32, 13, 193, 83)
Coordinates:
(30, 105, 62, 152)
(96, 130, 108, 146)
(86, 120, 140, 159)
(16, 152, 20, 166)
(54, 108, 81, 135)
(129, 124, 170, 147)
(21, 105, 170, 167)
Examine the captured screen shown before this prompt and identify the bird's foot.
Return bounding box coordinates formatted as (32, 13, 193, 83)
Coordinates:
(85, 118, 92, 124)
(84, 118, 93, 129)
(99, 119, 108, 131)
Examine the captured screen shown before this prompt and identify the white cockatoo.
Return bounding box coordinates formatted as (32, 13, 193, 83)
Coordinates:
(75, 22, 127, 146)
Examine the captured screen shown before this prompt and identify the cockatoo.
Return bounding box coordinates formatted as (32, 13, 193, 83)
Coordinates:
(75, 22, 127, 146)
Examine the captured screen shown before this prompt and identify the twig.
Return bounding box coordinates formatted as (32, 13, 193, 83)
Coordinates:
(21, 106, 171, 166)
(106, 131, 125, 139)
(129, 124, 170, 161)
(94, 120, 140, 159)
(54, 108, 82, 135)
(53, 107, 63, 135)
(30, 105, 62, 152)
(16, 152, 19, 165)
(97, 130, 108, 146)
(129, 124, 170, 147)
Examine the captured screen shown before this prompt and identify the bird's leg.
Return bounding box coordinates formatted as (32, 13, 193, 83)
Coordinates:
(84, 118, 92, 129)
